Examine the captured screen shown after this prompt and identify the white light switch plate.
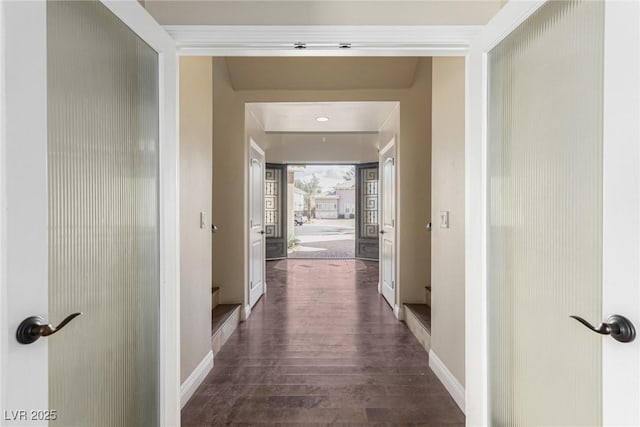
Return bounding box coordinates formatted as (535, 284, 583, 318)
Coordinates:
(439, 211, 449, 228)
(200, 211, 207, 229)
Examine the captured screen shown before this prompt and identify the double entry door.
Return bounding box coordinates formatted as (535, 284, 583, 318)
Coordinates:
(258, 159, 396, 312)
(263, 164, 382, 262)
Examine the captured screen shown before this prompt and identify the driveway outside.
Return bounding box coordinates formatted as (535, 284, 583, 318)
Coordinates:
(289, 218, 355, 258)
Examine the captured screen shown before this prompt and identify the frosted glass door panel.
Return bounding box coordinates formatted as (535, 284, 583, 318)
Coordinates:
(48, 1, 160, 425)
(488, 1, 604, 425)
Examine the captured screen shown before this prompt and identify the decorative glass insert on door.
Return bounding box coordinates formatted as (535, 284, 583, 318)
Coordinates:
(356, 163, 379, 260)
(488, 0, 604, 425)
(265, 164, 287, 259)
(265, 168, 281, 239)
(48, 1, 159, 425)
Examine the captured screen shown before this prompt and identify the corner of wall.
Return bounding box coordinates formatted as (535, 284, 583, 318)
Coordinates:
(430, 56, 466, 389)
(212, 57, 247, 305)
(397, 56, 432, 306)
(179, 56, 214, 383)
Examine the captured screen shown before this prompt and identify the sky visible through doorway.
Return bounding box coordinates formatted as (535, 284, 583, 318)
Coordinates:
(294, 165, 355, 193)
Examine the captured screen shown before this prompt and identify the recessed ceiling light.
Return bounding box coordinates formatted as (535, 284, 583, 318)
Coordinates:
(316, 116, 329, 122)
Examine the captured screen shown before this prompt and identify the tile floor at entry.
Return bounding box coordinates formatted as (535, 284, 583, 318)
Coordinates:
(182, 259, 464, 426)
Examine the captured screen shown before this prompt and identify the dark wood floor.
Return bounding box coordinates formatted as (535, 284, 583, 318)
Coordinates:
(182, 259, 464, 426)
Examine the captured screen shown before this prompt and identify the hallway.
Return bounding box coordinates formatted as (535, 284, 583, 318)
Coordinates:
(182, 260, 464, 425)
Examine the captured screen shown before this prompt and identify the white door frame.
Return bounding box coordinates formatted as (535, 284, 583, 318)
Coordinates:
(466, 1, 640, 425)
(0, 1, 180, 425)
(168, 20, 481, 407)
(164, 25, 482, 57)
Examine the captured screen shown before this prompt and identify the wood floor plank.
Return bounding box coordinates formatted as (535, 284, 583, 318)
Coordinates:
(182, 260, 464, 426)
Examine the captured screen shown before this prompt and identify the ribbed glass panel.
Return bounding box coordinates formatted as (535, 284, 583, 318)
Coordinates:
(47, 1, 159, 425)
(488, 1, 603, 425)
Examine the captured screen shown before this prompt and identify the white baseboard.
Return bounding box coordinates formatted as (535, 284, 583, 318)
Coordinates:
(393, 303, 404, 320)
(180, 350, 214, 408)
(242, 303, 251, 321)
(429, 350, 465, 413)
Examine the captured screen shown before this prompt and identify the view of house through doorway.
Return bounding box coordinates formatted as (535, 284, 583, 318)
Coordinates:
(288, 164, 356, 259)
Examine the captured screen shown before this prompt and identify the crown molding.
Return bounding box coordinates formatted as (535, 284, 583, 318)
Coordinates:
(164, 25, 481, 56)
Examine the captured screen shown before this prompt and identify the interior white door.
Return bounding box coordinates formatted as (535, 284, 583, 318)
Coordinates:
(379, 138, 397, 310)
(466, 0, 640, 425)
(248, 141, 266, 310)
(1, 1, 179, 425)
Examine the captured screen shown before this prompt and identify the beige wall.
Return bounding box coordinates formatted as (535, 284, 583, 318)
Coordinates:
(246, 106, 269, 152)
(265, 133, 378, 164)
(179, 57, 213, 382)
(145, 1, 501, 25)
(430, 57, 466, 385)
(376, 99, 432, 308)
(212, 57, 432, 309)
(211, 60, 245, 304)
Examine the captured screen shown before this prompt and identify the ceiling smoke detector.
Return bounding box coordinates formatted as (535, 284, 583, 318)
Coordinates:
(316, 116, 329, 122)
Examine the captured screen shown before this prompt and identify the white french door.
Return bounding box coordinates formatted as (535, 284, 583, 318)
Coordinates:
(467, 0, 640, 425)
(379, 138, 397, 311)
(248, 141, 266, 312)
(1, 1, 179, 425)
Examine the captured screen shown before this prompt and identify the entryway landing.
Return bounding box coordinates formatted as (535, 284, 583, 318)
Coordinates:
(211, 286, 241, 355)
(404, 303, 432, 353)
(182, 260, 463, 425)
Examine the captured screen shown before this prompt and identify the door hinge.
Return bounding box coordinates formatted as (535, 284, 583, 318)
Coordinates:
(392, 218, 395, 227)
(392, 280, 395, 289)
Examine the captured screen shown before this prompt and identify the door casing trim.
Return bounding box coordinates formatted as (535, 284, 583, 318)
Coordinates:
(165, 25, 481, 57)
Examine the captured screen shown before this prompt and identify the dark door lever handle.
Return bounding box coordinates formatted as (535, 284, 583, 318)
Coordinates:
(570, 314, 635, 343)
(16, 312, 82, 344)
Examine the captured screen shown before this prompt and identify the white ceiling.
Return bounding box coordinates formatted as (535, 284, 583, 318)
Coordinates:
(146, 1, 501, 26)
(247, 101, 399, 133)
